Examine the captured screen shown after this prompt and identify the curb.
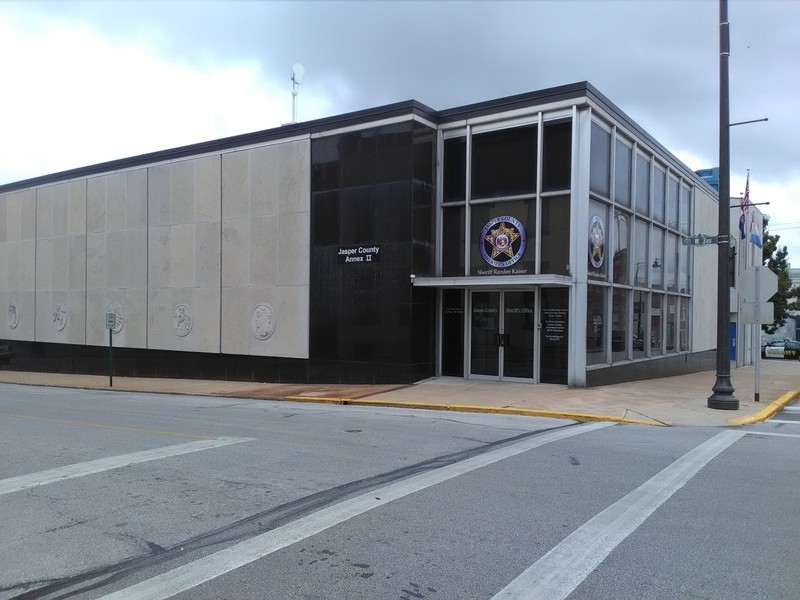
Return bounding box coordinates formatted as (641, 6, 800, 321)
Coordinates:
(285, 396, 666, 426)
(729, 390, 800, 425)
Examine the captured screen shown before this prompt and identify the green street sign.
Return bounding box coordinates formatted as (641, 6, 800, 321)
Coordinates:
(682, 234, 718, 246)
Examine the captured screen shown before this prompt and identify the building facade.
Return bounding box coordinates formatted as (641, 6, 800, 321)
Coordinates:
(0, 82, 722, 386)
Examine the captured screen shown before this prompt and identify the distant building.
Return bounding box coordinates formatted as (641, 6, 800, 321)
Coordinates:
(695, 167, 719, 191)
(1, 82, 730, 387)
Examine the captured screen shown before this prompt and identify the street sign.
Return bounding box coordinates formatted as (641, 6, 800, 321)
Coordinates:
(682, 234, 718, 246)
(739, 265, 778, 303)
(106, 313, 117, 330)
(740, 301, 774, 325)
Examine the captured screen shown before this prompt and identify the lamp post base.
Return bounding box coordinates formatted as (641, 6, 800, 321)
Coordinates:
(708, 375, 738, 410)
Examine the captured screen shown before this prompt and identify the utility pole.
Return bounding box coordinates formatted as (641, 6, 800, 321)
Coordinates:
(708, 0, 738, 410)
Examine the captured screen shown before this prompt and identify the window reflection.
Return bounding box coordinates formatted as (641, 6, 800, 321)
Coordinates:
(650, 294, 663, 355)
(633, 290, 647, 359)
(614, 139, 632, 207)
(613, 210, 629, 284)
(612, 288, 629, 362)
(472, 126, 537, 199)
(590, 122, 611, 197)
(587, 285, 607, 365)
(635, 153, 650, 216)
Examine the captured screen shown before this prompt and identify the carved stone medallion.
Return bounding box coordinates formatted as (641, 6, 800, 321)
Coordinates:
(52, 303, 67, 331)
(7, 303, 19, 329)
(250, 303, 276, 340)
(173, 303, 193, 337)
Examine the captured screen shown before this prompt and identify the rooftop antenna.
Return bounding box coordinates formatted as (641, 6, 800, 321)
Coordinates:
(291, 63, 305, 124)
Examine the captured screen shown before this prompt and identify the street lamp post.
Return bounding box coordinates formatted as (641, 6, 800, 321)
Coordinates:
(708, 0, 738, 410)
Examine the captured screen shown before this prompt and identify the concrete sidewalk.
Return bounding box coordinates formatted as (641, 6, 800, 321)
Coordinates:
(0, 359, 797, 427)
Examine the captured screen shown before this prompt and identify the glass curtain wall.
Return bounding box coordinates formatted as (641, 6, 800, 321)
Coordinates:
(441, 116, 572, 278)
(587, 117, 693, 367)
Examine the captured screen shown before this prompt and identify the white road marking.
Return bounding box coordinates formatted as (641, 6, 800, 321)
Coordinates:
(0, 437, 254, 496)
(491, 429, 746, 600)
(99, 422, 612, 600)
(745, 431, 800, 438)
(782, 406, 800, 412)
(765, 419, 800, 424)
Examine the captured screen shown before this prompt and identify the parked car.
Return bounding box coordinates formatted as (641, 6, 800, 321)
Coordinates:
(784, 340, 800, 360)
(762, 340, 800, 359)
(762, 340, 786, 358)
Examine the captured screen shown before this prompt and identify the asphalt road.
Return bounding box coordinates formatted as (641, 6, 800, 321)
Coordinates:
(1, 383, 798, 599)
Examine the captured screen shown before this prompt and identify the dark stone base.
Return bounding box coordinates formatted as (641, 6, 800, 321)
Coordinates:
(585, 350, 717, 387)
(0, 340, 434, 385)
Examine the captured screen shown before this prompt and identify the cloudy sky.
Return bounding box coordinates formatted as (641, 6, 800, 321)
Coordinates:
(1, 1, 798, 262)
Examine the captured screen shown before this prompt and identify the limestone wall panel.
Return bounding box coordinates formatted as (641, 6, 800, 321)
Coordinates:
(221, 139, 310, 358)
(147, 157, 221, 353)
(34, 182, 86, 344)
(85, 169, 148, 348)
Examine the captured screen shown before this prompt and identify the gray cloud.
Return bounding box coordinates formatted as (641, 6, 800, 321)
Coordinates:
(3, 1, 798, 255)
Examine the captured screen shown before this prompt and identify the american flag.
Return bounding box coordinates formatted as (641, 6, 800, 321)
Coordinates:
(740, 171, 751, 213)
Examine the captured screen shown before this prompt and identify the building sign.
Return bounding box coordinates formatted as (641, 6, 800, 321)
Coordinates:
(337, 245, 381, 264)
(478, 216, 527, 273)
(588, 214, 606, 277)
(542, 307, 568, 344)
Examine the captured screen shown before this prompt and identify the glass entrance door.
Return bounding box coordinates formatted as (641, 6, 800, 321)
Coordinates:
(470, 292, 500, 377)
(470, 291, 535, 380)
(503, 291, 535, 378)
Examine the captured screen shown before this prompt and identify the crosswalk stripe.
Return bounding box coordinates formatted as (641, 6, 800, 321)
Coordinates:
(0, 437, 254, 496)
(491, 429, 746, 600)
(98, 422, 612, 600)
(766, 419, 800, 424)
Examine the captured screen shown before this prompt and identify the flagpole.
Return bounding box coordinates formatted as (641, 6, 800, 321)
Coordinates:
(709, 0, 738, 410)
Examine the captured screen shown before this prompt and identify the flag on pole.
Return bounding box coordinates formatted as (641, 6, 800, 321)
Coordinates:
(739, 171, 751, 240)
(749, 212, 762, 248)
(740, 171, 751, 213)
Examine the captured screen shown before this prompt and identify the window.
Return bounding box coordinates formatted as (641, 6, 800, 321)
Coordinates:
(634, 219, 649, 286)
(679, 183, 691, 235)
(441, 289, 465, 376)
(678, 241, 689, 293)
(441, 206, 465, 276)
(588, 199, 609, 281)
(471, 126, 536, 199)
(614, 139, 632, 207)
(650, 227, 664, 289)
(590, 122, 611, 197)
(666, 295, 677, 353)
(650, 293, 663, 356)
(665, 232, 678, 291)
(653, 165, 666, 224)
(633, 290, 647, 359)
(540, 195, 570, 275)
(470, 200, 536, 276)
(667, 175, 679, 230)
(612, 209, 630, 284)
(542, 119, 571, 192)
(442, 137, 467, 203)
(679, 297, 689, 351)
(635, 153, 650, 216)
(587, 285, 607, 365)
(612, 288, 629, 362)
